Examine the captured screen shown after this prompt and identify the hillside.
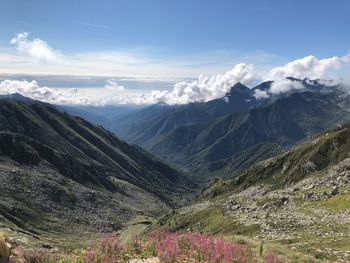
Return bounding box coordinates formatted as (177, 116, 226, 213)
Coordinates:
(148, 91, 350, 170)
(161, 124, 350, 261)
(110, 79, 350, 179)
(0, 99, 196, 237)
(192, 142, 282, 180)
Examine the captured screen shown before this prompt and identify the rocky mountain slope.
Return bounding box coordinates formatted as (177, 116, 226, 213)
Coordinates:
(161, 124, 350, 262)
(0, 99, 196, 237)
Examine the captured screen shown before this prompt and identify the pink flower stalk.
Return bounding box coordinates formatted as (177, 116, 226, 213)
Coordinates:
(264, 251, 286, 263)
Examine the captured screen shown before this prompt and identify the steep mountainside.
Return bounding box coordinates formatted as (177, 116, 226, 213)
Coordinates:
(148, 91, 350, 169)
(161, 124, 350, 262)
(0, 99, 196, 236)
(110, 83, 259, 143)
(110, 79, 349, 179)
(193, 142, 282, 180)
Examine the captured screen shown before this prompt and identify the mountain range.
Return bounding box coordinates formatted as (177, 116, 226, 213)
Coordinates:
(109, 79, 350, 179)
(1, 77, 350, 261)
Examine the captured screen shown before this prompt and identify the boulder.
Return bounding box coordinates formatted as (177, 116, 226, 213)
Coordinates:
(330, 186, 339, 196)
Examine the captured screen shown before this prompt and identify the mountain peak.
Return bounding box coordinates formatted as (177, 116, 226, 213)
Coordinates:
(227, 82, 251, 95)
(0, 92, 33, 103)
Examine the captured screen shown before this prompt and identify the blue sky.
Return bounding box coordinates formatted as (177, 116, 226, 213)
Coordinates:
(1, 0, 349, 75)
(1, 0, 349, 58)
(0, 0, 349, 105)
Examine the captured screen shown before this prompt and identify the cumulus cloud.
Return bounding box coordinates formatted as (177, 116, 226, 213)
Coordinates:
(266, 54, 347, 80)
(10, 32, 61, 63)
(259, 53, 350, 98)
(268, 78, 305, 94)
(0, 79, 153, 106)
(0, 64, 254, 105)
(253, 89, 269, 100)
(2, 45, 350, 105)
(105, 80, 125, 91)
(146, 63, 255, 104)
(0, 79, 78, 104)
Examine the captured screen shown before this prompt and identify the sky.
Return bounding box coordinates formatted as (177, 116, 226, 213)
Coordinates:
(0, 0, 349, 105)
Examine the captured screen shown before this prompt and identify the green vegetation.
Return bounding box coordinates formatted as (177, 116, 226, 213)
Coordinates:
(313, 193, 350, 212)
(162, 206, 260, 236)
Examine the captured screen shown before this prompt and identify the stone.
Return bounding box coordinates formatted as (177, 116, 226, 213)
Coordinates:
(306, 184, 315, 190)
(330, 186, 339, 196)
(42, 243, 53, 249)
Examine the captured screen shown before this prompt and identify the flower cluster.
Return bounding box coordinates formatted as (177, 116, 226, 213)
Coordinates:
(21, 230, 285, 263)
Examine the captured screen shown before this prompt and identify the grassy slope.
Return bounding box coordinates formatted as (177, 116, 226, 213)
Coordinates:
(159, 124, 350, 262)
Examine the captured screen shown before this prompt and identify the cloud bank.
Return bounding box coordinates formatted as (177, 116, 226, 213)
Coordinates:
(0, 79, 71, 103)
(147, 63, 255, 104)
(2, 32, 350, 105)
(0, 63, 253, 105)
(1, 52, 349, 106)
(252, 53, 350, 99)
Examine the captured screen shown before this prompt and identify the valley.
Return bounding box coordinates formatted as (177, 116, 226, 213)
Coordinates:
(1, 1, 350, 262)
(1, 78, 350, 262)
(160, 124, 350, 262)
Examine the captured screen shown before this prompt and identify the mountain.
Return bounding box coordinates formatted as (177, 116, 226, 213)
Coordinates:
(0, 99, 196, 236)
(57, 105, 114, 128)
(0, 93, 141, 129)
(110, 82, 259, 143)
(192, 142, 282, 180)
(110, 79, 350, 178)
(146, 91, 350, 170)
(0, 92, 33, 103)
(110, 78, 338, 145)
(199, 123, 350, 199)
(161, 124, 350, 261)
(56, 104, 144, 129)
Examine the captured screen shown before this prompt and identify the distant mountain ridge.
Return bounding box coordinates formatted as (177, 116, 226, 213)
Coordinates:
(110, 79, 350, 178)
(110, 82, 259, 143)
(149, 91, 349, 166)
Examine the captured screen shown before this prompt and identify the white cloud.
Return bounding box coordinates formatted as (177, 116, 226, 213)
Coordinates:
(2, 32, 350, 105)
(10, 32, 61, 63)
(266, 54, 346, 80)
(0, 79, 69, 103)
(0, 64, 254, 105)
(253, 89, 269, 100)
(105, 80, 125, 91)
(268, 78, 305, 94)
(0, 79, 151, 106)
(260, 53, 350, 98)
(4, 33, 269, 78)
(145, 63, 255, 104)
